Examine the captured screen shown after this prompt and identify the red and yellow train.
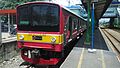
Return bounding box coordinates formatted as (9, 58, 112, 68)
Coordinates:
(17, 2, 86, 65)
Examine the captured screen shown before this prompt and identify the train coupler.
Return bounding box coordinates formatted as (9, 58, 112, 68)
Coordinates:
(31, 49, 40, 59)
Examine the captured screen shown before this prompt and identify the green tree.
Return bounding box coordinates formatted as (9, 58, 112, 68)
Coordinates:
(0, 0, 49, 9)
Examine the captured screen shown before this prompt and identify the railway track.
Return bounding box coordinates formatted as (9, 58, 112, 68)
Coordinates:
(102, 29, 120, 61)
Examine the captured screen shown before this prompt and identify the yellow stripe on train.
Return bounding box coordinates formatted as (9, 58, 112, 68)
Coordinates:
(17, 33, 64, 44)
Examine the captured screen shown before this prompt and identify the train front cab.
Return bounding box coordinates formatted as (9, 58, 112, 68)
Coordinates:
(17, 3, 65, 65)
(16, 2, 86, 65)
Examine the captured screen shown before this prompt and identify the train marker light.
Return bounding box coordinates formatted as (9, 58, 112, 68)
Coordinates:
(51, 37, 56, 43)
(20, 35, 24, 40)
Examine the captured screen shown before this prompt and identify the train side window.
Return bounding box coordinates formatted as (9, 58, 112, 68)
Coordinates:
(81, 20, 83, 28)
(73, 18, 75, 29)
(73, 18, 78, 30)
(77, 19, 80, 29)
(76, 19, 78, 29)
(79, 19, 81, 28)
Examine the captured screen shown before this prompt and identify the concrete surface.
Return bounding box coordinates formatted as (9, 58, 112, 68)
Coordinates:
(60, 28, 120, 68)
(2, 32, 16, 43)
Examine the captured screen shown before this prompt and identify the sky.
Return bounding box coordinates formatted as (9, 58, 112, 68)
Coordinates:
(117, 8, 120, 15)
(52, 0, 82, 6)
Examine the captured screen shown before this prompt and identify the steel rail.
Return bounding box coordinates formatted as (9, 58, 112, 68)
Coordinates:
(102, 29, 120, 55)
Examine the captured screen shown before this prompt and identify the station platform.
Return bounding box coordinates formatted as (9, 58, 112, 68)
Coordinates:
(1, 32, 16, 43)
(60, 28, 120, 68)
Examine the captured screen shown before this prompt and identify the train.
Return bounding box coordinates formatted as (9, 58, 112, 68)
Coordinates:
(16, 2, 87, 65)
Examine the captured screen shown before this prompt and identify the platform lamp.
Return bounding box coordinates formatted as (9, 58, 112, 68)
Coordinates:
(88, 0, 98, 53)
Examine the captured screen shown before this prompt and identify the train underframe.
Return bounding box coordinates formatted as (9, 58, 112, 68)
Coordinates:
(19, 44, 63, 65)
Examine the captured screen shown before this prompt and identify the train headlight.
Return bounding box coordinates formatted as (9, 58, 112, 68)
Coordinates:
(51, 37, 56, 43)
(20, 35, 24, 40)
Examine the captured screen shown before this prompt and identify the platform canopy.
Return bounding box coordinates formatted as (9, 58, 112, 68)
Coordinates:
(0, 9, 16, 15)
(82, 0, 113, 22)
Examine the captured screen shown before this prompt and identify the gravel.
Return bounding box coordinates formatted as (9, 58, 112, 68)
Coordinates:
(0, 55, 27, 68)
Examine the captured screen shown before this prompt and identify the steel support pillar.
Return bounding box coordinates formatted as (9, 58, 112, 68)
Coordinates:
(88, 1, 97, 53)
(91, 3, 95, 49)
(8, 14, 10, 33)
(0, 16, 2, 45)
(84, 0, 91, 45)
(109, 18, 114, 28)
(117, 15, 120, 28)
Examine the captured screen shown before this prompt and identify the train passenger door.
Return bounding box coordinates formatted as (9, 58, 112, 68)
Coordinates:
(63, 16, 72, 44)
(63, 14, 70, 45)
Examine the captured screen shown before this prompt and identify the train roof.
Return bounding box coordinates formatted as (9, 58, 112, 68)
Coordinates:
(17, 1, 86, 21)
(62, 6, 86, 21)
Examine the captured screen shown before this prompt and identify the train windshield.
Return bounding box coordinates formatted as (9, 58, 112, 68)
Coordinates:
(17, 4, 59, 32)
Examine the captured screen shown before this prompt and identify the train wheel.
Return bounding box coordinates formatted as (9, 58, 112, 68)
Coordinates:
(48, 65, 59, 68)
(62, 51, 64, 58)
(81, 33, 83, 35)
